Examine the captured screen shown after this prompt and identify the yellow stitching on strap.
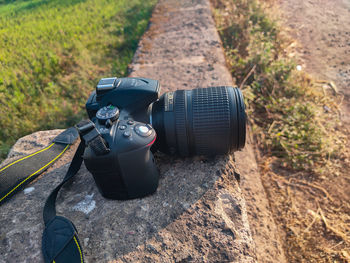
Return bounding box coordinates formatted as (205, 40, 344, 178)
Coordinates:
(51, 237, 83, 263)
(74, 236, 83, 263)
(0, 143, 55, 174)
(0, 144, 69, 203)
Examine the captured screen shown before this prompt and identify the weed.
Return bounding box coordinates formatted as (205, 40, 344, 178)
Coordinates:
(211, 0, 350, 262)
(211, 0, 347, 175)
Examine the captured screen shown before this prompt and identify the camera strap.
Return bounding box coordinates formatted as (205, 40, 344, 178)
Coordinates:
(42, 140, 85, 263)
(0, 127, 79, 205)
(1, 121, 108, 262)
(42, 120, 110, 263)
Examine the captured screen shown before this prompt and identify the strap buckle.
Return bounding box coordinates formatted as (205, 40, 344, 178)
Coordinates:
(76, 120, 99, 143)
(76, 120, 110, 156)
(76, 120, 95, 134)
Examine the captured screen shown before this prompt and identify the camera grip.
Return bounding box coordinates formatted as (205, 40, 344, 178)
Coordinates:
(117, 145, 159, 199)
(85, 144, 159, 200)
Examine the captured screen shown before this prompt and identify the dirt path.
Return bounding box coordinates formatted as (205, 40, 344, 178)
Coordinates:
(270, 0, 350, 261)
(279, 0, 350, 124)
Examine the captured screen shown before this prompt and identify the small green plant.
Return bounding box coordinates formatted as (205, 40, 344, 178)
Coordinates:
(211, 0, 344, 173)
(0, 0, 156, 160)
(211, 0, 349, 262)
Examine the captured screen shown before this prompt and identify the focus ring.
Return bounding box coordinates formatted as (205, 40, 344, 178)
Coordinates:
(192, 87, 231, 155)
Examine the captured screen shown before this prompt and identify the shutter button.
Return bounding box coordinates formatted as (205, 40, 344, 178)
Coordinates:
(135, 124, 152, 137)
(139, 126, 149, 133)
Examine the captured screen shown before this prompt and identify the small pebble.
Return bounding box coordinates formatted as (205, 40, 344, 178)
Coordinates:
(182, 203, 190, 209)
(84, 238, 89, 247)
(323, 105, 331, 113)
(146, 244, 158, 253)
(73, 194, 96, 214)
(24, 187, 35, 194)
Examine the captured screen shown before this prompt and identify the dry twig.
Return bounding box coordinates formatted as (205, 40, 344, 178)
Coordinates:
(268, 171, 333, 201)
(239, 65, 256, 89)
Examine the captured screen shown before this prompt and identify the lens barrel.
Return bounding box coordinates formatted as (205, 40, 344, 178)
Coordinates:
(151, 86, 246, 157)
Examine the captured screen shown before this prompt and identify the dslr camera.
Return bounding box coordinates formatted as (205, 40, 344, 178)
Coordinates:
(80, 77, 246, 200)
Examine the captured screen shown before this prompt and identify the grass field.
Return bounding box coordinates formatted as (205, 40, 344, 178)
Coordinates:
(0, 0, 156, 160)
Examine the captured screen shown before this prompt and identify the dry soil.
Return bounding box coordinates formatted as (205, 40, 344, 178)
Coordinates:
(263, 0, 350, 261)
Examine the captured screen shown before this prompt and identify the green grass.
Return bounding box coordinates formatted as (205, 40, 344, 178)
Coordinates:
(211, 0, 344, 173)
(211, 0, 349, 262)
(0, 0, 157, 160)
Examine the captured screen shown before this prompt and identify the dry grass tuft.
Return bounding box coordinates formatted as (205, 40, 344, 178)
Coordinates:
(211, 0, 350, 261)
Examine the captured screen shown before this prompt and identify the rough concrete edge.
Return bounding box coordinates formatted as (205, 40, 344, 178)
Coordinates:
(234, 128, 288, 263)
(205, 1, 288, 262)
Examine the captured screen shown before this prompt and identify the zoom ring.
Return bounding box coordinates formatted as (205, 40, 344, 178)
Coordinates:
(174, 90, 189, 156)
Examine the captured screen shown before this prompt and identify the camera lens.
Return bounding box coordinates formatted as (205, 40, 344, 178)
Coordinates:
(151, 86, 246, 156)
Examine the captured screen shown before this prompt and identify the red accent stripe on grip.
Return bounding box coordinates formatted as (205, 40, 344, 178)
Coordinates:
(147, 136, 156, 147)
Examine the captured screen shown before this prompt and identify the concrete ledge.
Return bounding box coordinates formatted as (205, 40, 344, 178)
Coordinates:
(0, 0, 261, 262)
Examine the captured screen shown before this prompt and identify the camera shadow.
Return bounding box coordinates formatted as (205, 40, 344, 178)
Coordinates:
(61, 153, 224, 262)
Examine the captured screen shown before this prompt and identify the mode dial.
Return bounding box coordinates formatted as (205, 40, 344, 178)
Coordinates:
(96, 105, 120, 124)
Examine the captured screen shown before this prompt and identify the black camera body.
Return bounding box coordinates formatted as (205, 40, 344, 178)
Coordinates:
(84, 77, 160, 200)
(84, 77, 246, 200)
(86, 77, 159, 123)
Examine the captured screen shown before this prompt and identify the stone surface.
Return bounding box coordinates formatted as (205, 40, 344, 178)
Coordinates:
(235, 131, 287, 263)
(0, 0, 259, 262)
